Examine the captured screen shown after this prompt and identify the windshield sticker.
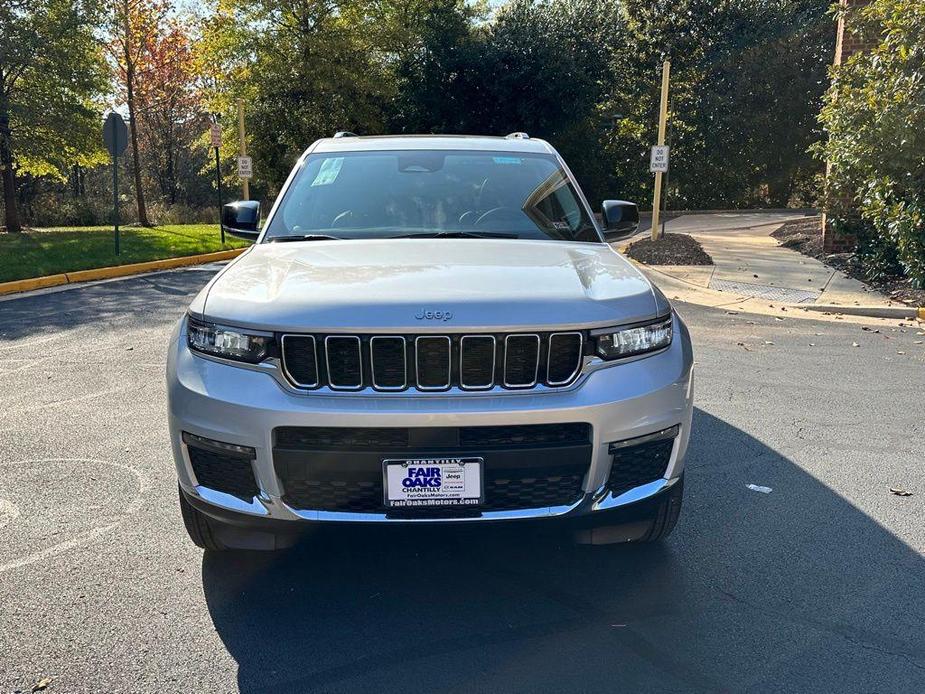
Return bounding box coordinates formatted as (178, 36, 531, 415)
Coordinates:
(311, 157, 344, 186)
(492, 156, 522, 165)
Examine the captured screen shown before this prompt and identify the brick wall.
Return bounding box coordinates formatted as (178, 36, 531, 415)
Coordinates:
(822, 0, 873, 254)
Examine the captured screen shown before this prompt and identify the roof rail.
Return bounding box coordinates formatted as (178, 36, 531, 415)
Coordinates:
(333, 131, 358, 138)
(505, 132, 530, 140)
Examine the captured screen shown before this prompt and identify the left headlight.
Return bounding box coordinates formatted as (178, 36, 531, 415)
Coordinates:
(186, 316, 274, 363)
(593, 315, 673, 360)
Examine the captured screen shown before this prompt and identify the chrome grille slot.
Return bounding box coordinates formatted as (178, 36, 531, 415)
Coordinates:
(325, 336, 363, 389)
(547, 332, 583, 385)
(370, 336, 407, 390)
(459, 335, 496, 389)
(415, 336, 452, 390)
(281, 335, 319, 387)
(503, 334, 540, 387)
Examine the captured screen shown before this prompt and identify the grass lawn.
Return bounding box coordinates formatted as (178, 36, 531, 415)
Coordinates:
(0, 224, 249, 283)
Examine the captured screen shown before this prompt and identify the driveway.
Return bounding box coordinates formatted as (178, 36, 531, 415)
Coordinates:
(636, 212, 901, 311)
(1, 268, 923, 692)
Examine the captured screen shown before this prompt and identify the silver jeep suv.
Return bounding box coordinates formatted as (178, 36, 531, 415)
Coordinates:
(167, 133, 694, 550)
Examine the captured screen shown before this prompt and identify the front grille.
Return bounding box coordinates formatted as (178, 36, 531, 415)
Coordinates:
(281, 472, 585, 513)
(504, 334, 540, 386)
(276, 427, 411, 450)
(280, 330, 585, 392)
(483, 472, 584, 510)
(458, 423, 590, 448)
(274, 423, 592, 514)
(276, 423, 591, 451)
(607, 435, 675, 496)
(416, 336, 451, 389)
(187, 446, 259, 501)
(325, 336, 363, 389)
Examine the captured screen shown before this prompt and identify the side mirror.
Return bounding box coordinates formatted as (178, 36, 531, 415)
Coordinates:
(222, 201, 261, 241)
(601, 200, 639, 242)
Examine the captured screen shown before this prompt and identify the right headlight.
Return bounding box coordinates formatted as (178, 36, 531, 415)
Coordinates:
(593, 315, 673, 360)
(186, 316, 274, 363)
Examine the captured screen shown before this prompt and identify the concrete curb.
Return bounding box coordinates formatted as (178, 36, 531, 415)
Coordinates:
(799, 304, 923, 319)
(0, 248, 246, 297)
(631, 261, 923, 322)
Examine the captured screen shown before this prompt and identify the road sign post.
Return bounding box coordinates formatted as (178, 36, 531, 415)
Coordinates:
(103, 113, 128, 255)
(210, 121, 224, 244)
(650, 60, 671, 241)
(237, 99, 249, 200)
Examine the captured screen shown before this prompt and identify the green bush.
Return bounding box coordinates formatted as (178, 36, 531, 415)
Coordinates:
(817, 0, 925, 286)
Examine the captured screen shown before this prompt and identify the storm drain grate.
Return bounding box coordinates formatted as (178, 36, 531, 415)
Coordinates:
(709, 279, 819, 304)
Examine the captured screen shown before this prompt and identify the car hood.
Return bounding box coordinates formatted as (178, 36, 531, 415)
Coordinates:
(196, 239, 660, 332)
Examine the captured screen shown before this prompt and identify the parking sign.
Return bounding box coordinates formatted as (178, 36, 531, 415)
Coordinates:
(650, 145, 670, 173)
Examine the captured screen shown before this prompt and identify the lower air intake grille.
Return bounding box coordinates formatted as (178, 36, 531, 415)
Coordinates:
(187, 445, 259, 501)
(607, 434, 675, 496)
(274, 423, 592, 514)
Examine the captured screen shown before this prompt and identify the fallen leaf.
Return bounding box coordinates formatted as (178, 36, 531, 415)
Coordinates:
(32, 678, 52, 692)
(890, 488, 913, 497)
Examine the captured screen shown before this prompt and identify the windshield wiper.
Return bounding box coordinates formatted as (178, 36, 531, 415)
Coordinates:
(390, 231, 519, 239)
(268, 234, 343, 242)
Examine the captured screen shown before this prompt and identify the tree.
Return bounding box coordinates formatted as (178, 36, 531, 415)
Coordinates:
(0, 0, 107, 233)
(108, 0, 170, 226)
(135, 18, 203, 204)
(817, 0, 925, 284)
(197, 0, 392, 191)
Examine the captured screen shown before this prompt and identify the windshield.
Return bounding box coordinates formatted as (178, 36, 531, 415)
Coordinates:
(263, 149, 601, 242)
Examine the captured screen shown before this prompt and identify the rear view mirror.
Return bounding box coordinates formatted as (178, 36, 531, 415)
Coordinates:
(601, 200, 639, 242)
(222, 201, 261, 241)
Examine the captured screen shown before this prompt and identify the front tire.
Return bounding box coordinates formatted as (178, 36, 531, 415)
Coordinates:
(178, 486, 297, 551)
(642, 476, 683, 542)
(574, 477, 684, 545)
(178, 486, 228, 550)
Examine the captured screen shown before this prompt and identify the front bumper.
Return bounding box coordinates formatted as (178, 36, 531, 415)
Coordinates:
(167, 314, 694, 527)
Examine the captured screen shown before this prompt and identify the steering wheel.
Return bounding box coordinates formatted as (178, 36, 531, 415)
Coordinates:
(474, 206, 522, 227)
(330, 210, 355, 228)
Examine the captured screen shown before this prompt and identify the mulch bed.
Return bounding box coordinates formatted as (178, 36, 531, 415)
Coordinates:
(624, 233, 713, 266)
(772, 216, 925, 307)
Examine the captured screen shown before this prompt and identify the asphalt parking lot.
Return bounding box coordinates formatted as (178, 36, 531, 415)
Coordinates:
(1, 267, 924, 693)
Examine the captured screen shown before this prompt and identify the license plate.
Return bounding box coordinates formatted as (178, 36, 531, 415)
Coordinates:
(383, 457, 483, 508)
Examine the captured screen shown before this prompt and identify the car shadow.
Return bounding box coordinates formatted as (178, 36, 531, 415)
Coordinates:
(201, 411, 925, 693)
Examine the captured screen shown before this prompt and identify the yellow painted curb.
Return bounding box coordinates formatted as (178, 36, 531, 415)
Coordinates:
(0, 248, 246, 297)
(918, 307, 925, 321)
(0, 273, 69, 295)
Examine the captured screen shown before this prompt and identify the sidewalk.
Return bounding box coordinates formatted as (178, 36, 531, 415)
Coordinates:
(629, 212, 921, 320)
